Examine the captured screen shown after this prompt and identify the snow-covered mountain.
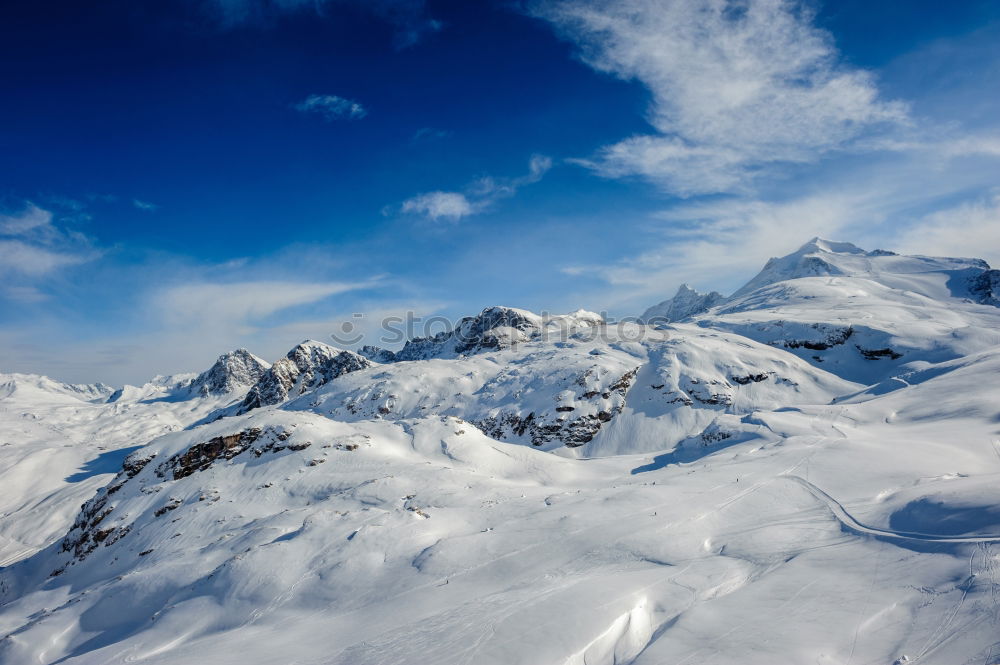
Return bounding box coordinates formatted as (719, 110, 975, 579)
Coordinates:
(184, 349, 270, 398)
(639, 283, 725, 323)
(238, 340, 372, 412)
(362, 306, 606, 362)
(641, 237, 1000, 384)
(0, 351, 272, 569)
(2, 239, 999, 665)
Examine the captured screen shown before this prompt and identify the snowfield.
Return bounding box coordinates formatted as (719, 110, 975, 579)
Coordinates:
(2, 239, 1000, 664)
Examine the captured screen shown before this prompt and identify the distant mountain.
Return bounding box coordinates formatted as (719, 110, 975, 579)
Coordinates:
(0, 373, 113, 403)
(640, 237, 1000, 384)
(639, 284, 725, 323)
(730, 237, 990, 299)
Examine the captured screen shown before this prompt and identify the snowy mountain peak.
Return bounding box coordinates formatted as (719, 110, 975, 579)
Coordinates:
(731, 240, 854, 298)
(0, 373, 114, 403)
(388, 306, 604, 361)
(798, 237, 867, 256)
(639, 284, 725, 323)
(731, 238, 992, 300)
(187, 348, 270, 397)
(239, 341, 374, 412)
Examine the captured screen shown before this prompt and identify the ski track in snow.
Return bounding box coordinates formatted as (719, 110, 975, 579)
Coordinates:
(784, 476, 1000, 544)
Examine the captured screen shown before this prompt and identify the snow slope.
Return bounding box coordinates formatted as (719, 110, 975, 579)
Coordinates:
(2, 239, 1000, 665)
(0, 352, 268, 569)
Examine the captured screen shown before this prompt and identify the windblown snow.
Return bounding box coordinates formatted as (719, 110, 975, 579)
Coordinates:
(2, 239, 1000, 665)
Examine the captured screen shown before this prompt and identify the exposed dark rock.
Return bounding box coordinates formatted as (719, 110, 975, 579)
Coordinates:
(781, 326, 854, 351)
(857, 346, 902, 360)
(240, 341, 374, 412)
(968, 269, 1000, 307)
(395, 307, 543, 360)
(391, 307, 603, 361)
(161, 429, 264, 481)
(358, 345, 398, 363)
(474, 366, 638, 448)
(154, 498, 182, 517)
(156, 427, 302, 480)
(730, 372, 772, 385)
(187, 349, 270, 397)
(59, 492, 130, 562)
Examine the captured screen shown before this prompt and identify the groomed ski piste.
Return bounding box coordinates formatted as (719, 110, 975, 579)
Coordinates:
(2, 239, 1000, 664)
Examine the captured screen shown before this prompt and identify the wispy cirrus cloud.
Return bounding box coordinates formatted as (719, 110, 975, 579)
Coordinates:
(895, 192, 1000, 265)
(294, 94, 367, 120)
(0, 203, 98, 280)
(0, 204, 52, 235)
(152, 280, 376, 331)
(532, 0, 908, 196)
(401, 154, 553, 222)
(562, 192, 873, 311)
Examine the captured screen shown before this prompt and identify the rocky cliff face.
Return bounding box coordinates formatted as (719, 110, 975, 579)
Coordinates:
(968, 268, 1000, 306)
(362, 306, 605, 362)
(239, 341, 374, 412)
(186, 349, 271, 397)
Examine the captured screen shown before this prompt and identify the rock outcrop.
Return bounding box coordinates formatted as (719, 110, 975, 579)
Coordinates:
(187, 349, 270, 397)
(239, 341, 374, 412)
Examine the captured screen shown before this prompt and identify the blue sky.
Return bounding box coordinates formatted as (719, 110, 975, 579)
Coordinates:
(1, 0, 999, 384)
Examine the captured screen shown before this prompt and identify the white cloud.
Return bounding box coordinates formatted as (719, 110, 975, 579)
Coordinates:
(133, 199, 159, 211)
(0, 204, 53, 235)
(895, 194, 1000, 266)
(591, 194, 871, 301)
(533, 0, 907, 195)
(0, 203, 97, 279)
(524, 154, 553, 182)
(1, 285, 49, 303)
(401, 154, 553, 222)
(153, 280, 376, 329)
(294, 94, 367, 120)
(0, 240, 91, 277)
(401, 191, 475, 221)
